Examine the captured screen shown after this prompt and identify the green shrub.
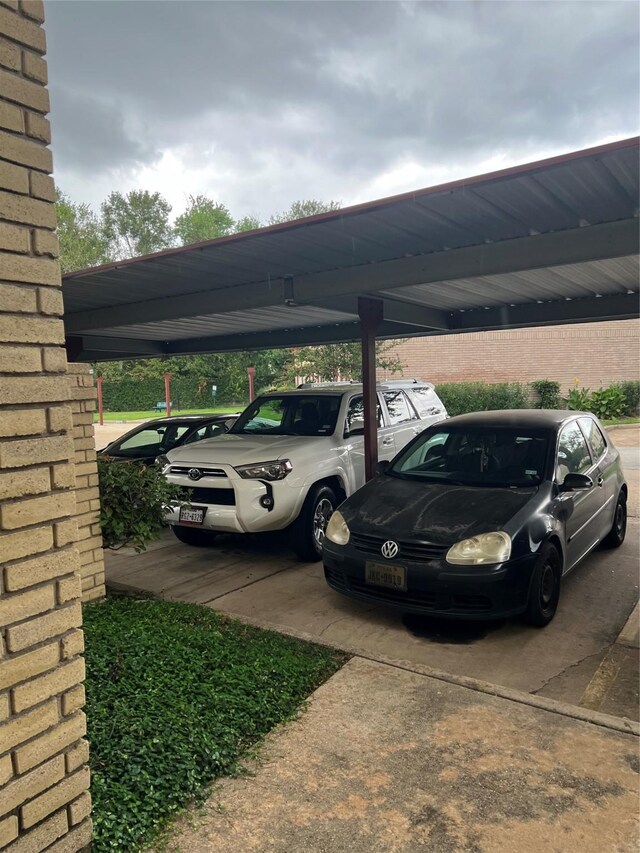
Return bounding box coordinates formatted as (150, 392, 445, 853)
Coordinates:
(616, 380, 640, 417)
(98, 459, 185, 552)
(530, 379, 562, 409)
(84, 598, 346, 853)
(435, 382, 530, 417)
(101, 377, 226, 411)
(566, 385, 592, 412)
(589, 385, 627, 421)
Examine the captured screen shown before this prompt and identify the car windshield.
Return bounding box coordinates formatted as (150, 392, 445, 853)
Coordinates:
(230, 395, 341, 436)
(389, 425, 551, 487)
(108, 423, 192, 457)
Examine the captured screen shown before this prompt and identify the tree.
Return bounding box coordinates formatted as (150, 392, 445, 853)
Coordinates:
(234, 215, 262, 233)
(269, 198, 341, 225)
(101, 190, 173, 259)
(174, 194, 234, 245)
(283, 341, 405, 385)
(55, 189, 111, 273)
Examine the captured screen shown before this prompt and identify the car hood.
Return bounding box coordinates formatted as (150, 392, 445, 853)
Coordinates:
(165, 433, 327, 466)
(341, 475, 537, 545)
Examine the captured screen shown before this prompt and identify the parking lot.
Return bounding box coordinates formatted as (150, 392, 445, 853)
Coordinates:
(103, 427, 638, 720)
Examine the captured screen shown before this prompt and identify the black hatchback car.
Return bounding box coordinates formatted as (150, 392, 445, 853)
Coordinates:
(98, 414, 237, 465)
(323, 410, 627, 627)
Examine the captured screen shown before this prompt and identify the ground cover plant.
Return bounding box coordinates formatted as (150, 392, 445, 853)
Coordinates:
(83, 597, 347, 852)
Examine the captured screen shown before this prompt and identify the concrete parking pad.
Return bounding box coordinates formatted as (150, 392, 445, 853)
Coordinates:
(161, 657, 639, 853)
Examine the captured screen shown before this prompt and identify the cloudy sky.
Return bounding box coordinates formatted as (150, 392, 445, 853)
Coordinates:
(44, 0, 639, 223)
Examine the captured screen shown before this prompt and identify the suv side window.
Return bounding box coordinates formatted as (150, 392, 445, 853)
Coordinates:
(557, 421, 592, 480)
(579, 417, 607, 460)
(383, 390, 417, 425)
(406, 387, 445, 418)
(346, 395, 382, 432)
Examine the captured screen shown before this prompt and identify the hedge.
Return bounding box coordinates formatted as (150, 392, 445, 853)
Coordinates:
(101, 377, 235, 411)
(435, 382, 531, 417)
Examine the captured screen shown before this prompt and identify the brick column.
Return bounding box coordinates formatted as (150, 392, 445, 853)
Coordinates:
(0, 2, 92, 850)
(67, 365, 106, 602)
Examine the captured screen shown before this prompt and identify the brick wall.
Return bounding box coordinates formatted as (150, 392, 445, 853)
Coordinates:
(0, 2, 92, 850)
(68, 365, 105, 603)
(380, 319, 640, 390)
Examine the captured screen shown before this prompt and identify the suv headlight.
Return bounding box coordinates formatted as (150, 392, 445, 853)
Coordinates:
(326, 510, 350, 546)
(156, 454, 171, 471)
(235, 459, 292, 481)
(446, 531, 511, 565)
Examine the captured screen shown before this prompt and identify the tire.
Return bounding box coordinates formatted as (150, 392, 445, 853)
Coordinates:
(171, 525, 216, 547)
(524, 543, 562, 628)
(291, 485, 337, 562)
(602, 491, 627, 549)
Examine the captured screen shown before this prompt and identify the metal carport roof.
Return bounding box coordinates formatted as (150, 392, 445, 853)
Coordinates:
(62, 137, 640, 362)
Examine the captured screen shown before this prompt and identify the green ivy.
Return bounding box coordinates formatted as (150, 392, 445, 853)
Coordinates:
(98, 460, 185, 552)
(84, 598, 347, 852)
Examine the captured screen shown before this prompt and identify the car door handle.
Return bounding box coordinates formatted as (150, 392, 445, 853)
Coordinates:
(597, 475, 604, 487)
(382, 436, 394, 446)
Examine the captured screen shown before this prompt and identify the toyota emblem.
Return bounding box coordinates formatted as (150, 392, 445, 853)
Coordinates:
(188, 468, 202, 481)
(381, 540, 399, 559)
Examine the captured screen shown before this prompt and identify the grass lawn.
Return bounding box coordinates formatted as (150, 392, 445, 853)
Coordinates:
(94, 407, 244, 422)
(602, 417, 640, 426)
(84, 597, 347, 852)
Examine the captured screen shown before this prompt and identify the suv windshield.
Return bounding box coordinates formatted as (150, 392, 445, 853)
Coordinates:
(230, 395, 341, 437)
(389, 425, 551, 487)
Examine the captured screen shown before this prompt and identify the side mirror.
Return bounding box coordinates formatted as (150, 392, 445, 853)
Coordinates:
(345, 418, 365, 436)
(560, 473, 593, 492)
(376, 460, 390, 475)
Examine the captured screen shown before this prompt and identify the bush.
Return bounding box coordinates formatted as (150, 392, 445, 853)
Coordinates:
(435, 382, 530, 417)
(616, 380, 640, 417)
(84, 598, 347, 853)
(566, 385, 592, 412)
(98, 459, 185, 552)
(530, 379, 562, 409)
(101, 377, 225, 411)
(589, 385, 627, 421)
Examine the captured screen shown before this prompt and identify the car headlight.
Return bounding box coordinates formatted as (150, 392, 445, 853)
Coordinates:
(325, 510, 350, 546)
(234, 459, 292, 481)
(156, 454, 171, 471)
(446, 531, 511, 565)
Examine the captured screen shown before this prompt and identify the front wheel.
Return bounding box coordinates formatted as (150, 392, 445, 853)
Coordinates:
(602, 492, 627, 549)
(171, 525, 216, 547)
(291, 485, 337, 562)
(524, 543, 562, 628)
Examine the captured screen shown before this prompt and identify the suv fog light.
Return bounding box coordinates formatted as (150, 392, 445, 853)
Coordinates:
(260, 495, 274, 509)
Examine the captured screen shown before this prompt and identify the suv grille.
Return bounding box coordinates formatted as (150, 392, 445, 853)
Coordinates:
(351, 532, 447, 561)
(178, 487, 235, 506)
(169, 465, 226, 478)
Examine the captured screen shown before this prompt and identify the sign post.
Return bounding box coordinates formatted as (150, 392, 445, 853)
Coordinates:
(247, 366, 256, 403)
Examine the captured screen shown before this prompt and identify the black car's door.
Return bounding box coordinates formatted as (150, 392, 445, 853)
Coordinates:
(556, 420, 605, 571)
(578, 416, 617, 540)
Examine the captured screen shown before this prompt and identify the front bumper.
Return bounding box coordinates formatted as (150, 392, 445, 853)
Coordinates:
(323, 541, 536, 620)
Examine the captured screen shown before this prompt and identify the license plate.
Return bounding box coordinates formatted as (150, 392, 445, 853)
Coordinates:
(365, 561, 407, 591)
(179, 506, 206, 525)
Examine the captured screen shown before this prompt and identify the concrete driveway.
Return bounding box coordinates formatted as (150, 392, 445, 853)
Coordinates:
(105, 426, 639, 718)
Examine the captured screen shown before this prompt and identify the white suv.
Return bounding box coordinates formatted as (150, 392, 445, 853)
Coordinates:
(160, 380, 447, 561)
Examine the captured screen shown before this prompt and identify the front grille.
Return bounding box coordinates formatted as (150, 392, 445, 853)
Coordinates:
(170, 465, 226, 478)
(351, 532, 447, 561)
(324, 568, 348, 592)
(349, 579, 437, 608)
(178, 487, 235, 506)
(451, 594, 492, 612)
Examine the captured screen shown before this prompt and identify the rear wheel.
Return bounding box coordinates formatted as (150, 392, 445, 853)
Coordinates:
(291, 485, 337, 562)
(171, 525, 216, 547)
(603, 491, 627, 548)
(524, 543, 562, 628)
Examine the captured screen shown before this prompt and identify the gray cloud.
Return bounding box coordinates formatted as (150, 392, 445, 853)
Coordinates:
(44, 0, 639, 219)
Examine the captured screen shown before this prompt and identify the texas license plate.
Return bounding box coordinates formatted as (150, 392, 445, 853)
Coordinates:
(179, 506, 206, 525)
(365, 561, 407, 591)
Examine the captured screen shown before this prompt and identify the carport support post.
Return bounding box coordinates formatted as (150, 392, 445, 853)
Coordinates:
(96, 376, 104, 426)
(359, 296, 383, 481)
(164, 372, 171, 417)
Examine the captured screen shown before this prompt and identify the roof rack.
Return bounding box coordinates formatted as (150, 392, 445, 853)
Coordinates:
(296, 378, 431, 389)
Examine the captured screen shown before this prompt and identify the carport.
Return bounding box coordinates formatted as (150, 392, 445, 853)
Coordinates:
(62, 137, 640, 478)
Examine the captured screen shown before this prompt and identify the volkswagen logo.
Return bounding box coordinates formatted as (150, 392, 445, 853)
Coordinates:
(188, 468, 202, 481)
(381, 540, 399, 559)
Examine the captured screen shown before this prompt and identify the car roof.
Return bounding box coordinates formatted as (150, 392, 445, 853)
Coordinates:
(137, 414, 233, 426)
(261, 381, 435, 397)
(443, 409, 591, 429)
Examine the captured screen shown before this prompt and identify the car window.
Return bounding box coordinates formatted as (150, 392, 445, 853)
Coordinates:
(231, 395, 341, 436)
(579, 417, 607, 460)
(112, 424, 190, 455)
(383, 391, 417, 425)
(557, 421, 592, 479)
(182, 422, 226, 445)
(346, 395, 383, 431)
(406, 387, 444, 417)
